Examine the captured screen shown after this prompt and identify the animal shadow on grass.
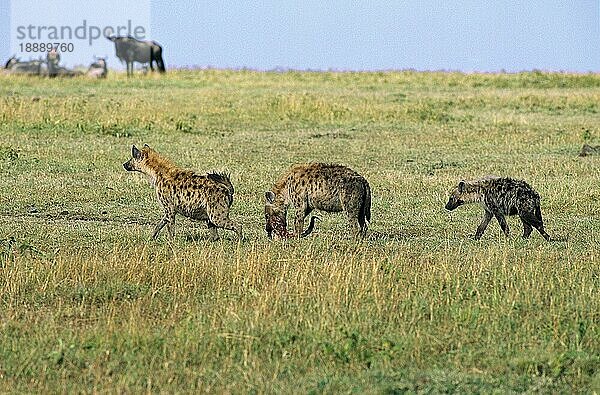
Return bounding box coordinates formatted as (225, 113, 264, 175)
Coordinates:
(545, 234, 569, 243)
(181, 222, 244, 242)
(464, 230, 569, 243)
(366, 229, 409, 241)
(24, 207, 157, 227)
(183, 232, 242, 242)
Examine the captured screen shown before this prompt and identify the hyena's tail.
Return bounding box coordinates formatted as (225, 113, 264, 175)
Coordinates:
(358, 180, 371, 235)
(535, 205, 543, 223)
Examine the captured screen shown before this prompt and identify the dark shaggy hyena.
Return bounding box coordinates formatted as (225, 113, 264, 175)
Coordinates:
(445, 176, 551, 241)
(264, 163, 371, 239)
(123, 144, 242, 240)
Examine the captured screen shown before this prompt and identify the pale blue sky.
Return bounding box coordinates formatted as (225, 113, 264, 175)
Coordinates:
(2, 0, 600, 72)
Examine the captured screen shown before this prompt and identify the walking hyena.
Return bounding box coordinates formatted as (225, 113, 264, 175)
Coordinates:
(264, 163, 371, 239)
(123, 144, 242, 241)
(445, 176, 551, 241)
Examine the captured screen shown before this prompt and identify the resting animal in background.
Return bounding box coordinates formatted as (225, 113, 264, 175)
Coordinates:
(46, 49, 81, 77)
(445, 176, 551, 241)
(3, 56, 43, 75)
(265, 163, 371, 239)
(579, 144, 599, 157)
(123, 144, 242, 241)
(86, 57, 108, 78)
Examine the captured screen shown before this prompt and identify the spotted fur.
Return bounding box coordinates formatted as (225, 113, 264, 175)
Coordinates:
(445, 176, 551, 241)
(123, 144, 241, 240)
(265, 163, 371, 239)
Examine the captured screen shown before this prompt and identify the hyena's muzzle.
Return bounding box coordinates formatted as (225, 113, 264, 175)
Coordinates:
(265, 214, 319, 240)
(445, 198, 462, 211)
(123, 159, 134, 172)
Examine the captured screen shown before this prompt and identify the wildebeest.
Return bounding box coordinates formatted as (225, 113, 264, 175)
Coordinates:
(86, 57, 108, 79)
(264, 163, 371, 239)
(123, 144, 241, 241)
(445, 176, 551, 241)
(3, 56, 43, 75)
(106, 36, 165, 76)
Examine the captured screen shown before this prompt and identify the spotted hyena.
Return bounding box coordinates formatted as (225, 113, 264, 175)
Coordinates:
(445, 176, 551, 241)
(123, 144, 242, 241)
(264, 163, 371, 239)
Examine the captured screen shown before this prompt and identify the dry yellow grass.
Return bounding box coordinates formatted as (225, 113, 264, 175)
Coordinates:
(0, 70, 598, 392)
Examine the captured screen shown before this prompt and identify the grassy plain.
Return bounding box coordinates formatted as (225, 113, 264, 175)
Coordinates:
(0, 70, 599, 393)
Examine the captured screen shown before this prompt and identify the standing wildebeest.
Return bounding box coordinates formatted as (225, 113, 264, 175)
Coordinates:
(3, 56, 43, 75)
(264, 163, 371, 239)
(445, 176, 552, 241)
(123, 144, 241, 241)
(106, 36, 165, 76)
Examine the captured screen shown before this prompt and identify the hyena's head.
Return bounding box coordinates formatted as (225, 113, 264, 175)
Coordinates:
(445, 180, 474, 211)
(446, 177, 493, 210)
(123, 144, 151, 173)
(264, 191, 288, 239)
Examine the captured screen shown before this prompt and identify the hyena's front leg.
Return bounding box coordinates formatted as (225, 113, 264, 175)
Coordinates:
(207, 221, 219, 241)
(494, 212, 510, 237)
(293, 207, 307, 238)
(152, 217, 168, 239)
(166, 215, 176, 238)
(474, 210, 493, 240)
(153, 209, 175, 240)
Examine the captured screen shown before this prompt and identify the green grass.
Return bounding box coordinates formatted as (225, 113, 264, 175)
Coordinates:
(0, 70, 599, 393)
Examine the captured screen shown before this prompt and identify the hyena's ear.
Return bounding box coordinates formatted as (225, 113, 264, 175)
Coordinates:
(132, 145, 142, 159)
(144, 143, 150, 148)
(458, 181, 466, 193)
(265, 191, 275, 204)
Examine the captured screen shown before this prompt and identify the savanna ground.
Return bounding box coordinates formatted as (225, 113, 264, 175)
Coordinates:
(0, 70, 599, 393)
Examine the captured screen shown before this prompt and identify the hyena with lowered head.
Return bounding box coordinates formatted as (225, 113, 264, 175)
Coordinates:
(123, 144, 242, 241)
(264, 163, 371, 239)
(445, 176, 551, 241)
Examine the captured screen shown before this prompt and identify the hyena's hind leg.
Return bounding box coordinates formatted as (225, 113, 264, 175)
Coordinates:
(216, 217, 242, 240)
(341, 191, 364, 239)
(207, 203, 242, 240)
(345, 210, 362, 239)
(520, 209, 551, 241)
(520, 217, 533, 239)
